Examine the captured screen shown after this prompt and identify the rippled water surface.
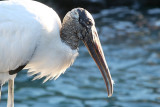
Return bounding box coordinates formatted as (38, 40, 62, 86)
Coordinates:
(1, 7, 160, 107)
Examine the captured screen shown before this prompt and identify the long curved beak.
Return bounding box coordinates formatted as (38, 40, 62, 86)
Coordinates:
(82, 26, 113, 97)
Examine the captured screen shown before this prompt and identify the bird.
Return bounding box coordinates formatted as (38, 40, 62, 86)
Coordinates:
(0, 0, 113, 107)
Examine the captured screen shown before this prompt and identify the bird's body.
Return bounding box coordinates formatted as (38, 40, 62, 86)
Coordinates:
(0, 0, 78, 85)
(0, 0, 113, 106)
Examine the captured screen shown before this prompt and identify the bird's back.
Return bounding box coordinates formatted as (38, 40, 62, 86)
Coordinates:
(0, 0, 62, 83)
(0, 0, 78, 84)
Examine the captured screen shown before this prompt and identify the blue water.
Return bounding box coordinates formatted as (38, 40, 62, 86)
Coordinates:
(1, 7, 160, 107)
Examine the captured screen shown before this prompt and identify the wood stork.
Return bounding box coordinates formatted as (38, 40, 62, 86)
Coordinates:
(0, 0, 113, 106)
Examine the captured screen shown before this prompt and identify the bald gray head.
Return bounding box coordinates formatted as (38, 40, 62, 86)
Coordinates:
(60, 8, 113, 97)
(60, 8, 95, 49)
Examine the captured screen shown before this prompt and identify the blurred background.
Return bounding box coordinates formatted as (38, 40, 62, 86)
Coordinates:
(1, 0, 160, 107)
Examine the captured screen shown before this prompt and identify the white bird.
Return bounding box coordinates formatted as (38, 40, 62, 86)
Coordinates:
(0, 0, 113, 107)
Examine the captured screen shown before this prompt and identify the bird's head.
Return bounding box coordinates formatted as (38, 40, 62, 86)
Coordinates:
(61, 8, 113, 97)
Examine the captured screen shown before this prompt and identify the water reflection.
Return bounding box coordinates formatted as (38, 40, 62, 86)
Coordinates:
(1, 7, 160, 107)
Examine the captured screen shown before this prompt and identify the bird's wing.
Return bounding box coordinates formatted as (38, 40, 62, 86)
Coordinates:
(0, 0, 74, 82)
(9, 65, 26, 75)
(0, 1, 42, 73)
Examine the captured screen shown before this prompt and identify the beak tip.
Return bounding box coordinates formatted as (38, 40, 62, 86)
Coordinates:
(107, 91, 113, 97)
(108, 95, 112, 97)
(107, 80, 114, 97)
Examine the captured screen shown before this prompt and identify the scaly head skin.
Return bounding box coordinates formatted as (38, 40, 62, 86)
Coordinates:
(61, 8, 113, 97)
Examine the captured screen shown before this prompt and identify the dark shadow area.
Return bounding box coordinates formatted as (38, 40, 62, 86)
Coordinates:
(35, 0, 160, 19)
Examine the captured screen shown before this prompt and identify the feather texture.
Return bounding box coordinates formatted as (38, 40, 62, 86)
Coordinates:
(0, 0, 78, 84)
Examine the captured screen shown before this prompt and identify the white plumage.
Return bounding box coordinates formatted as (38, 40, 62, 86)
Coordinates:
(0, 0, 78, 85)
(0, 0, 114, 106)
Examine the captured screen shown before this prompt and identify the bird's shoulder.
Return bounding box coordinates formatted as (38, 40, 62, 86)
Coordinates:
(0, 0, 61, 34)
(0, 0, 58, 73)
(0, 0, 62, 74)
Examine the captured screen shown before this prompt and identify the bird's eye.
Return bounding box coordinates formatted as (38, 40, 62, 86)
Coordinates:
(87, 22, 90, 25)
(86, 20, 92, 26)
